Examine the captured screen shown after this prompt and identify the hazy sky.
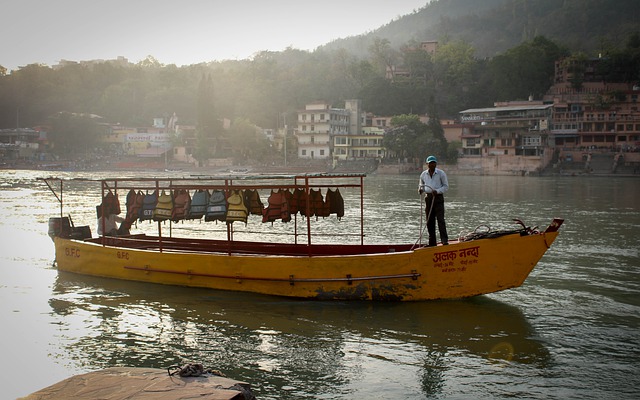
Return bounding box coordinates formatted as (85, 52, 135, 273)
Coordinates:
(2, 0, 428, 71)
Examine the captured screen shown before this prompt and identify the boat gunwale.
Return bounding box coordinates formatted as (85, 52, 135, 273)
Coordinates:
(81, 234, 422, 257)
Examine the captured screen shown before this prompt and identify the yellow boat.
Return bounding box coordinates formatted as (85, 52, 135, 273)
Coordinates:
(42, 174, 563, 301)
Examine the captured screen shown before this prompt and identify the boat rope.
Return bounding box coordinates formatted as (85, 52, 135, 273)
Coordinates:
(458, 219, 540, 242)
(412, 185, 435, 250)
(124, 265, 420, 283)
(167, 363, 226, 377)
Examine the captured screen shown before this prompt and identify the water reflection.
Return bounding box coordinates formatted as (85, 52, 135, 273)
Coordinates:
(50, 271, 550, 397)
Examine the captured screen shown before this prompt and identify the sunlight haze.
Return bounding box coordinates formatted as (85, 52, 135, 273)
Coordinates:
(2, 0, 428, 70)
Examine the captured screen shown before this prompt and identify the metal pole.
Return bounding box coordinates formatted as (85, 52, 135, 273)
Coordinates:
(360, 176, 364, 245)
(283, 113, 287, 167)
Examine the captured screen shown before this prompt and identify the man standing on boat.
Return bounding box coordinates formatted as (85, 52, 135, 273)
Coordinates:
(418, 155, 449, 246)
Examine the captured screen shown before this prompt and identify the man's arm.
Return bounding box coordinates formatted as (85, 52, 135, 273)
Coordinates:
(437, 170, 449, 194)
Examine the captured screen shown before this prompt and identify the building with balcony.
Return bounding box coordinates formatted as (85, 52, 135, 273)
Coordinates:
(296, 101, 346, 159)
(460, 101, 552, 156)
(333, 126, 386, 160)
(296, 100, 388, 162)
(537, 56, 640, 173)
(0, 128, 44, 162)
(457, 101, 554, 174)
(544, 57, 640, 153)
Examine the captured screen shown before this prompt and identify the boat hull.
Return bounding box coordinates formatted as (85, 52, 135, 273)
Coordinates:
(54, 229, 560, 301)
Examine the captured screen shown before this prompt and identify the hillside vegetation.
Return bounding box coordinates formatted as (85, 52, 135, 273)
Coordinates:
(322, 0, 640, 58)
(0, 0, 638, 161)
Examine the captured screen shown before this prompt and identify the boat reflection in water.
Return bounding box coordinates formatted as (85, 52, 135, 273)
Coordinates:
(49, 271, 551, 397)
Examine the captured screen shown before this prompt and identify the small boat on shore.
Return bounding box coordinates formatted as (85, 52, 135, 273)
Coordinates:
(41, 174, 563, 301)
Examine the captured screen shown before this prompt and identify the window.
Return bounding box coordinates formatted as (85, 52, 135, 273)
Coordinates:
(320, 149, 325, 156)
(301, 150, 307, 156)
(522, 136, 541, 146)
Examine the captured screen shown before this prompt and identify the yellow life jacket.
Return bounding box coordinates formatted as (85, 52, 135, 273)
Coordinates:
(226, 190, 248, 224)
(153, 190, 173, 221)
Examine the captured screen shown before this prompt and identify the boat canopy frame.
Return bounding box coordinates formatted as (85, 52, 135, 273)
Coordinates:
(39, 173, 367, 251)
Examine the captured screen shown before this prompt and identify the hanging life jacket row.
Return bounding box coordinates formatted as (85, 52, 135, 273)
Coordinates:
(119, 187, 344, 226)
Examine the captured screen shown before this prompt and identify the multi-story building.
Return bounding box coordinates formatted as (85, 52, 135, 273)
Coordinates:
(457, 100, 554, 174)
(456, 55, 640, 174)
(459, 101, 553, 156)
(0, 128, 43, 161)
(296, 101, 349, 160)
(334, 126, 386, 160)
(544, 57, 640, 154)
(296, 100, 387, 162)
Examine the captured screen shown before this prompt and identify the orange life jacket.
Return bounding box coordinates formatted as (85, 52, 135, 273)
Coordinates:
(309, 189, 329, 218)
(171, 189, 191, 221)
(243, 189, 264, 215)
(326, 188, 345, 220)
(125, 189, 143, 225)
(100, 190, 121, 216)
(262, 190, 291, 223)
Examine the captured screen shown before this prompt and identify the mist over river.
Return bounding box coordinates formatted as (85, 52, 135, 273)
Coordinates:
(1, 170, 638, 399)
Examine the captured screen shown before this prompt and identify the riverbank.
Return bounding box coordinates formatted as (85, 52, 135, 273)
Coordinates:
(3, 156, 639, 178)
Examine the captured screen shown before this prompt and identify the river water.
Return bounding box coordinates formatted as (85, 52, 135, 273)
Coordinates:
(0, 169, 638, 399)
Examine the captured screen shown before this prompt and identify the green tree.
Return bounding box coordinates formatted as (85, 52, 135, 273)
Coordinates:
(229, 118, 261, 162)
(562, 52, 588, 90)
(194, 74, 220, 164)
(385, 114, 433, 161)
(48, 112, 101, 156)
(368, 37, 397, 77)
(488, 36, 567, 100)
(432, 40, 477, 112)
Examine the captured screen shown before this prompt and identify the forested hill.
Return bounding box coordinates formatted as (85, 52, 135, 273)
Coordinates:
(320, 0, 640, 58)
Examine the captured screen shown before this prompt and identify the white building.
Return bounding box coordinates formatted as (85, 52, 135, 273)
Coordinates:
(296, 101, 350, 159)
